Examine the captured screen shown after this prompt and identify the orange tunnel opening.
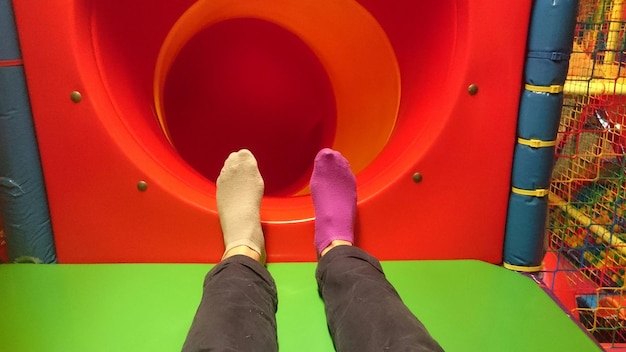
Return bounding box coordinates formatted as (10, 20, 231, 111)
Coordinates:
(153, 0, 402, 197)
(90, 0, 448, 199)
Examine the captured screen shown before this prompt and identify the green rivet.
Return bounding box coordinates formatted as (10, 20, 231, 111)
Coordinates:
(412, 173, 423, 183)
(70, 91, 82, 103)
(137, 181, 148, 192)
(468, 84, 479, 95)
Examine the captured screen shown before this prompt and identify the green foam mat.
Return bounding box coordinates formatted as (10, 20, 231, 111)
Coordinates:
(0, 260, 601, 351)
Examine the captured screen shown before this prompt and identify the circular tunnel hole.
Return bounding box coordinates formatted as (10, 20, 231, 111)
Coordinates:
(93, 0, 456, 213)
(163, 18, 336, 196)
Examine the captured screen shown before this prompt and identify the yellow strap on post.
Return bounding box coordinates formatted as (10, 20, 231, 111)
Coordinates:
(511, 187, 549, 197)
(525, 84, 564, 94)
(517, 138, 557, 148)
(503, 262, 544, 272)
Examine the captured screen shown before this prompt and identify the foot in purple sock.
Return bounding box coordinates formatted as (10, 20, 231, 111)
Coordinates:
(311, 148, 357, 255)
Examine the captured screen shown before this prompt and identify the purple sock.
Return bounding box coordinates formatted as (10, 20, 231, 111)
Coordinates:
(311, 148, 356, 254)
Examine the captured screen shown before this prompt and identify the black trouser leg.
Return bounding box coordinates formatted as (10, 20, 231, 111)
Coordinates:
(182, 255, 278, 352)
(316, 246, 444, 352)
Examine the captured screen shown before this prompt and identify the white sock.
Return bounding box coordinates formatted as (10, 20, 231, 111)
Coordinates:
(216, 149, 265, 260)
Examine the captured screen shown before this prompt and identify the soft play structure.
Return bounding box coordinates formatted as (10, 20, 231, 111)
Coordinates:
(0, 0, 608, 351)
(2, 0, 534, 264)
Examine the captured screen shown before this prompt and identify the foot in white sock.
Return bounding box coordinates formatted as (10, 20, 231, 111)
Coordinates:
(216, 149, 265, 262)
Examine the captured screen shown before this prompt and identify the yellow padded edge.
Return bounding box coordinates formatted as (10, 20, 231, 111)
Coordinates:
(511, 187, 549, 197)
(525, 84, 564, 94)
(517, 138, 557, 148)
(503, 262, 544, 272)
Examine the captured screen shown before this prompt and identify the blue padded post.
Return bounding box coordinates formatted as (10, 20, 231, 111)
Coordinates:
(0, 0, 56, 263)
(503, 0, 578, 271)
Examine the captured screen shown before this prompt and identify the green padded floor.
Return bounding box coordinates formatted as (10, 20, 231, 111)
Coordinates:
(0, 260, 601, 351)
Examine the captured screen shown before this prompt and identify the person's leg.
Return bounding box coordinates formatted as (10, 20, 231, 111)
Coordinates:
(182, 149, 277, 352)
(311, 148, 443, 352)
(182, 255, 278, 352)
(316, 246, 443, 352)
